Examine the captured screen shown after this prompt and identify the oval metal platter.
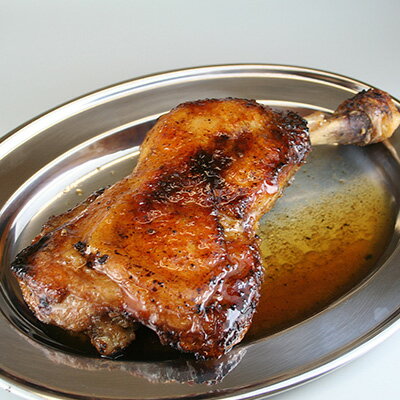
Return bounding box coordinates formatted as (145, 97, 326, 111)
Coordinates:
(1, 65, 400, 400)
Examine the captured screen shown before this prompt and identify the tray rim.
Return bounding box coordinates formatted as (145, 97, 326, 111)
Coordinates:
(3, 63, 399, 147)
(1, 63, 400, 400)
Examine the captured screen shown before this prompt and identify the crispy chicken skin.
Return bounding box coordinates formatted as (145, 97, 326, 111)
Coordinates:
(11, 99, 310, 358)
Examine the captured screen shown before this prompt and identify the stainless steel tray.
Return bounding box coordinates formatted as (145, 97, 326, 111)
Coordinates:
(1, 64, 400, 400)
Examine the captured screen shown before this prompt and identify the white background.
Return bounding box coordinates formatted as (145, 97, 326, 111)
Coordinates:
(1, 1, 400, 399)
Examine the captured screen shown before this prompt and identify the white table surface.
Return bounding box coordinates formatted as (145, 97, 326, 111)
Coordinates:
(1, 1, 400, 398)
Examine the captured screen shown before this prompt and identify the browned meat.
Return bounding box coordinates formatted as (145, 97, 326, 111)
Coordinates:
(11, 99, 310, 358)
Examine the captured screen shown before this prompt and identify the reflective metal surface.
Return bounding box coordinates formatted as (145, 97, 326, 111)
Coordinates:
(1, 65, 400, 399)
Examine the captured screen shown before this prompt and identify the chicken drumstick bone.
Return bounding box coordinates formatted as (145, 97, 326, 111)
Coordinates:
(307, 89, 400, 146)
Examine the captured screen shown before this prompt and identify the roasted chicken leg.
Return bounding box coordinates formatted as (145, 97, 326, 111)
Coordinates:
(11, 90, 400, 358)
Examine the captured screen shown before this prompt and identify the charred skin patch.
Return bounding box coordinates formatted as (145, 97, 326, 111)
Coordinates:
(11, 234, 51, 278)
(85, 252, 109, 269)
(148, 172, 185, 203)
(189, 149, 233, 190)
(275, 111, 310, 164)
(98, 254, 109, 264)
(139, 147, 233, 210)
(73, 240, 109, 268)
(73, 240, 87, 255)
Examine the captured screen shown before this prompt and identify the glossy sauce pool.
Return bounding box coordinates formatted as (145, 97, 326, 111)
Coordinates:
(247, 145, 395, 339)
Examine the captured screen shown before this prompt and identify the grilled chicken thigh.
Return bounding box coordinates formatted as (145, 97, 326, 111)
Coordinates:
(12, 99, 310, 358)
(11, 90, 400, 358)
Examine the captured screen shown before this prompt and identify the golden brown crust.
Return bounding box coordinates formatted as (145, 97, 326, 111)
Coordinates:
(11, 98, 310, 358)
